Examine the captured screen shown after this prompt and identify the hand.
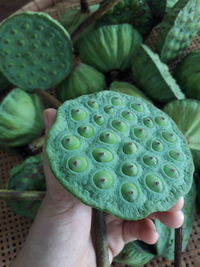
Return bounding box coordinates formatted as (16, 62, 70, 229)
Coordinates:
(11, 108, 184, 267)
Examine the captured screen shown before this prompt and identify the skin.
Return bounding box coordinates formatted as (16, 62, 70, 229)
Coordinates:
(11, 109, 184, 267)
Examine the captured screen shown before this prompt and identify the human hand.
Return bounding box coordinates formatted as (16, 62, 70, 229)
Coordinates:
(11, 108, 184, 267)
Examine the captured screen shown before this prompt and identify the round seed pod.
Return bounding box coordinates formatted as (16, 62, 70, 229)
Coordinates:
(78, 24, 142, 73)
(96, 0, 153, 36)
(56, 63, 106, 102)
(0, 12, 73, 91)
(0, 88, 44, 147)
(6, 154, 46, 219)
(131, 45, 185, 103)
(156, 0, 200, 63)
(46, 91, 194, 220)
(163, 99, 200, 169)
(174, 51, 200, 100)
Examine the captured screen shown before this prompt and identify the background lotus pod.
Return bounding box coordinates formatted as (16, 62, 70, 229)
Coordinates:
(0, 88, 44, 147)
(174, 51, 200, 100)
(96, 0, 153, 36)
(0, 11, 73, 91)
(6, 154, 46, 219)
(163, 99, 200, 169)
(131, 44, 185, 103)
(0, 71, 10, 91)
(113, 240, 155, 266)
(110, 81, 151, 101)
(156, 0, 200, 63)
(56, 63, 106, 102)
(78, 24, 142, 73)
(46, 90, 194, 220)
(155, 182, 196, 260)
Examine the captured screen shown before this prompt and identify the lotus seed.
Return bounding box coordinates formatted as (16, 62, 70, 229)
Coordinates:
(92, 148, 113, 162)
(123, 142, 137, 154)
(169, 150, 183, 161)
(121, 183, 139, 202)
(122, 163, 138, 176)
(104, 106, 114, 114)
(94, 115, 104, 125)
(143, 155, 158, 167)
(143, 117, 154, 128)
(71, 109, 87, 121)
(162, 131, 177, 143)
(121, 110, 135, 121)
(93, 171, 113, 189)
(145, 175, 163, 192)
(112, 120, 127, 132)
(155, 116, 168, 127)
(68, 156, 88, 173)
(152, 140, 164, 152)
(22, 23, 29, 29)
(88, 100, 99, 109)
(100, 131, 118, 144)
(18, 39, 26, 46)
(133, 128, 147, 139)
(131, 103, 144, 112)
(78, 126, 94, 138)
(111, 96, 122, 105)
(62, 135, 80, 150)
(163, 165, 179, 178)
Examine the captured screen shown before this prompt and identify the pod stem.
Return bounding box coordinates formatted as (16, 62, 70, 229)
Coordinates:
(92, 209, 110, 267)
(174, 227, 182, 267)
(36, 89, 61, 108)
(28, 136, 45, 154)
(72, 0, 122, 41)
(0, 190, 45, 201)
(80, 0, 90, 13)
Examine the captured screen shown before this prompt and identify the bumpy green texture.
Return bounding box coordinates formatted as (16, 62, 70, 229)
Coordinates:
(131, 45, 185, 103)
(0, 71, 9, 91)
(174, 51, 200, 100)
(163, 99, 200, 169)
(96, 0, 153, 36)
(166, 0, 179, 10)
(6, 154, 46, 218)
(0, 88, 44, 147)
(110, 81, 150, 101)
(114, 240, 154, 266)
(56, 63, 106, 102)
(155, 182, 196, 260)
(46, 91, 194, 220)
(156, 0, 200, 63)
(78, 24, 142, 73)
(0, 12, 73, 91)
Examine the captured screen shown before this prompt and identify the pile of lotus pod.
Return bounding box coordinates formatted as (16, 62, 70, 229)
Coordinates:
(0, 0, 200, 266)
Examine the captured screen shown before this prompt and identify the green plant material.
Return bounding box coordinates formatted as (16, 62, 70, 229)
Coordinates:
(114, 240, 154, 266)
(174, 51, 200, 100)
(60, 5, 99, 49)
(46, 91, 194, 220)
(78, 24, 142, 73)
(166, 0, 179, 10)
(0, 71, 10, 91)
(0, 11, 73, 91)
(163, 99, 200, 169)
(6, 154, 46, 218)
(0, 88, 44, 147)
(96, 0, 153, 36)
(155, 182, 196, 260)
(156, 0, 200, 63)
(110, 81, 150, 101)
(56, 63, 106, 102)
(131, 44, 185, 103)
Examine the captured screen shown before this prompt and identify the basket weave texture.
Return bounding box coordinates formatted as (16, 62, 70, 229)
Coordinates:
(0, 0, 200, 266)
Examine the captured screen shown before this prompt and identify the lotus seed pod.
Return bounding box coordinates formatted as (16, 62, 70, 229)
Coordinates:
(0, 12, 73, 91)
(131, 44, 185, 103)
(110, 81, 150, 101)
(96, 0, 153, 36)
(155, 182, 196, 260)
(78, 24, 142, 73)
(114, 240, 154, 265)
(174, 51, 200, 100)
(0, 71, 10, 91)
(156, 0, 200, 63)
(163, 99, 200, 169)
(46, 91, 194, 220)
(0, 88, 44, 147)
(6, 154, 46, 218)
(56, 63, 106, 102)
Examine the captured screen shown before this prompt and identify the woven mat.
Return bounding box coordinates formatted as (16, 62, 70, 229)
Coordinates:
(0, 1, 200, 266)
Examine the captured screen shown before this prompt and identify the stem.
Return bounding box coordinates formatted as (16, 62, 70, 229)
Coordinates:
(28, 136, 45, 154)
(174, 227, 182, 267)
(80, 0, 90, 13)
(36, 89, 61, 108)
(72, 0, 122, 41)
(92, 209, 109, 267)
(0, 190, 45, 201)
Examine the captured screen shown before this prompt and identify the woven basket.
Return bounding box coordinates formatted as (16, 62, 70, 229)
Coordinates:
(0, 1, 200, 266)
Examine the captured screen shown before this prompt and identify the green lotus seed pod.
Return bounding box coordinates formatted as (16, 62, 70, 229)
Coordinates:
(62, 135, 80, 150)
(71, 108, 87, 121)
(87, 100, 99, 110)
(93, 171, 113, 189)
(56, 63, 106, 102)
(143, 117, 154, 128)
(121, 110, 136, 121)
(78, 24, 142, 73)
(155, 116, 168, 127)
(78, 126, 94, 138)
(96, 0, 154, 36)
(131, 103, 144, 112)
(156, 0, 200, 63)
(6, 154, 46, 219)
(104, 105, 114, 114)
(0, 88, 44, 147)
(163, 99, 200, 168)
(0, 70, 10, 91)
(46, 91, 194, 220)
(169, 150, 183, 161)
(131, 45, 185, 103)
(155, 182, 196, 260)
(0, 12, 73, 91)
(174, 51, 200, 100)
(111, 96, 123, 106)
